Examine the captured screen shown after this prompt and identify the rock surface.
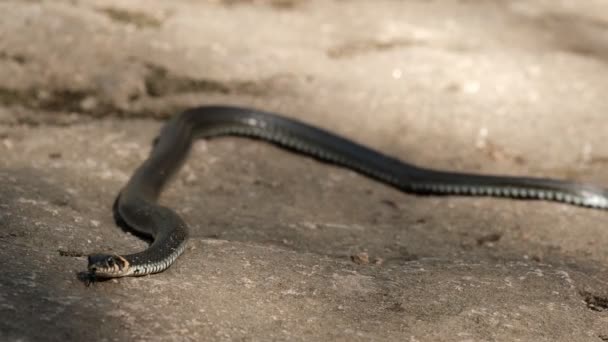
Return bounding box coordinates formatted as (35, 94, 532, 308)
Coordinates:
(1, 0, 608, 341)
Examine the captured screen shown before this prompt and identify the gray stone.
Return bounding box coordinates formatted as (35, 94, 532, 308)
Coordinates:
(1, 0, 608, 341)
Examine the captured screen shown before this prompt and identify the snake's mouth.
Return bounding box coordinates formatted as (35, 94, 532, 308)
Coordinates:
(87, 254, 131, 277)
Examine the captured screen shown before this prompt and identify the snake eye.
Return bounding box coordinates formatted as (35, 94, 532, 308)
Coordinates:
(107, 257, 115, 268)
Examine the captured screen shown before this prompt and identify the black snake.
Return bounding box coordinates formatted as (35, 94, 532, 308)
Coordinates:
(86, 106, 608, 278)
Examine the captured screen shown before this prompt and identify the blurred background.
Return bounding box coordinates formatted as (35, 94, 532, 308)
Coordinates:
(1, 1, 608, 341)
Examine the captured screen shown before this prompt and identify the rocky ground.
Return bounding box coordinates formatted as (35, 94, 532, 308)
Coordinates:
(1, 0, 608, 341)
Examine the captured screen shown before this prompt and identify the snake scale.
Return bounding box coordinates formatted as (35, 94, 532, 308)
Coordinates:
(86, 105, 608, 278)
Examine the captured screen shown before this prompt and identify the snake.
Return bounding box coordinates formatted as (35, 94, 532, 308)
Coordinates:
(86, 105, 608, 279)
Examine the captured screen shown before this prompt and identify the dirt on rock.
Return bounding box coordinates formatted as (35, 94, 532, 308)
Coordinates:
(1, 1, 608, 341)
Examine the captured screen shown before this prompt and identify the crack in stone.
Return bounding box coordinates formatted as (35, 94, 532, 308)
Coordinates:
(580, 290, 608, 312)
(97, 7, 163, 28)
(0, 62, 290, 126)
(0, 51, 28, 65)
(327, 38, 424, 59)
(143, 63, 275, 98)
(217, 0, 301, 10)
(0, 87, 91, 113)
(58, 249, 87, 258)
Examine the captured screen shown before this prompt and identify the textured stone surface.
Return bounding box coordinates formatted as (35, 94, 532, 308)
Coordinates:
(1, 0, 608, 341)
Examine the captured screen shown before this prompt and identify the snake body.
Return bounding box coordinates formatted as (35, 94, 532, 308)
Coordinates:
(87, 106, 608, 278)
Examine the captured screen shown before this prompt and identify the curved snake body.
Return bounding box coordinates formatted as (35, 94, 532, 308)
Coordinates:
(87, 106, 608, 278)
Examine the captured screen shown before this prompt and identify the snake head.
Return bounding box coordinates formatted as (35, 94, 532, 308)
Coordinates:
(87, 254, 131, 278)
